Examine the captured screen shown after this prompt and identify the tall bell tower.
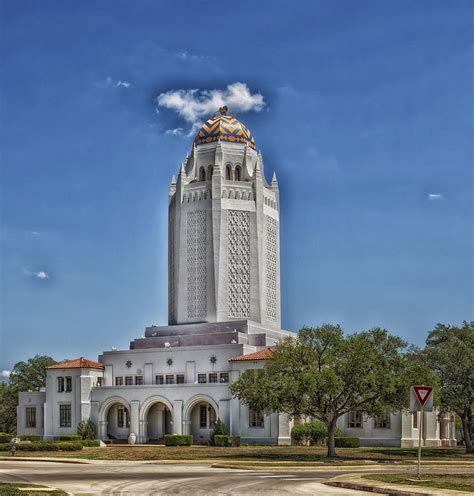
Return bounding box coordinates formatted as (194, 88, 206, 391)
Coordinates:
(168, 107, 281, 329)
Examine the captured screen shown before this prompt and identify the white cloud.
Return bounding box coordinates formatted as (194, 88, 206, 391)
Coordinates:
(428, 193, 442, 200)
(96, 77, 131, 89)
(1, 370, 11, 378)
(116, 81, 131, 88)
(23, 268, 50, 279)
(156, 82, 266, 134)
(165, 127, 183, 136)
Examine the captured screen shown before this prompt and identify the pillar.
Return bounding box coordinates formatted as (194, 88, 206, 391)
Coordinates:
(173, 400, 183, 435)
(130, 400, 140, 439)
(99, 420, 108, 440)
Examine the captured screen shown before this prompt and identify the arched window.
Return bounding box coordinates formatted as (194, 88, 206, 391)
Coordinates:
(234, 166, 241, 182)
(226, 165, 232, 180)
(199, 167, 206, 182)
(207, 165, 213, 180)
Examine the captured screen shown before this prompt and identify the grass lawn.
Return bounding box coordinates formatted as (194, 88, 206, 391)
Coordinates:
(362, 473, 474, 493)
(0, 482, 67, 495)
(0, 446, 471, 464)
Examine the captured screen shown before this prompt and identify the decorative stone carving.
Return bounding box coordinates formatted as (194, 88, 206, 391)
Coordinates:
(227, 210, 250, 318)
(186, 210, 207, 319)
(265, 216, 278, 322)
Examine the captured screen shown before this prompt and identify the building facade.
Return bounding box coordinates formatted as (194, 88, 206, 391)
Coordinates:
(17, 109, 456, 447)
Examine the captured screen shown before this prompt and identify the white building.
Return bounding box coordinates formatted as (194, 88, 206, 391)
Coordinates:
(17, 108, 456, 447)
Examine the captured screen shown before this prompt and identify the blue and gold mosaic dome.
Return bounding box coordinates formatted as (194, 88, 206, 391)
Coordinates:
(194, 107, 256, 149)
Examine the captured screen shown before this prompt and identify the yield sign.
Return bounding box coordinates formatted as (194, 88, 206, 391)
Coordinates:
(413, 386, 433, 407)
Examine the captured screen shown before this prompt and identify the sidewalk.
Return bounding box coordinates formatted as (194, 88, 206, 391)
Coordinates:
(325, 474, 471, 495)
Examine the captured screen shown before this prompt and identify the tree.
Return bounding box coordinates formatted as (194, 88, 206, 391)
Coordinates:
(230, 324, 434, 457)
(424, 321, 474, 453)
(0, 355, 57, 434)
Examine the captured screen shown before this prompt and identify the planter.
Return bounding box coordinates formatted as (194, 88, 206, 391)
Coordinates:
(128, 433, 136, 445)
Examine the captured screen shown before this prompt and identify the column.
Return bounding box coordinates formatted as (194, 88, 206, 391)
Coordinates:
(173, 400, 183, 435)
(278, 413, 291, 445)
(218, 399, 230, 431)
(130, 400, 140, 438)
(99, 420, 108, 440)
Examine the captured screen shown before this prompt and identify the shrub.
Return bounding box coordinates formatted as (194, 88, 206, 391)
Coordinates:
(334, 436, 360, 448)
(229, 435, 240, 447)
(164, 435, 193, 446)
(59, 435, 82, 441)
(81, 439, 101, 447)
(0, 441, 83, 452)
(0, 485, 23, 495)
(18, 435, 40, 441)
(214, 435, 229, 447)
(77, 419, 97, 440)
(291, 423, 308, 444)
(209, 418, 228, 446)
(0, 433, 12, 443)
(291, 421, 327, 445)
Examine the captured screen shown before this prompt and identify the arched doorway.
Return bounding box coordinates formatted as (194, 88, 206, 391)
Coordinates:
(101, 399, 130, 442)
(140, 396, 173, 444)
(186, 399, 218, 444)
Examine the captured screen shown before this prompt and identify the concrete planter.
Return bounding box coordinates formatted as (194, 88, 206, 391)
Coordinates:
(128, 433, 136, 445)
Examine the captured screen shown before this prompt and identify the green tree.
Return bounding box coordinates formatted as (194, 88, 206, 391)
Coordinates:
(0, 355, 57, 434)
(230, 324, 434, 457)
(424, 321, 474, 453)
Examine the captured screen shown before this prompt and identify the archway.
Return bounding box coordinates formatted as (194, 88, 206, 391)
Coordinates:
(184, 395, 219, 445)
(99, 397, 131, 442)
(140, 396, 173, 443)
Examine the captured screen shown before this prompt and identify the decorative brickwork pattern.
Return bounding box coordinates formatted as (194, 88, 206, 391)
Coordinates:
(186, 210, 207, 319)
(168, 212, 176, 322)
(227, 210, 250, 318)
(265, 216, 278, 322)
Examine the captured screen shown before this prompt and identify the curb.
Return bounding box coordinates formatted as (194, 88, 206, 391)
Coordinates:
(0, 457, 91, 464)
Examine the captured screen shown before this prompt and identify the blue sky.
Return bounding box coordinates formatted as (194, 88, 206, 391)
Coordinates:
(1, 0, 472, 374)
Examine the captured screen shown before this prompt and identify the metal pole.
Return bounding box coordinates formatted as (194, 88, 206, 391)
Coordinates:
(417, 406, 423, 479)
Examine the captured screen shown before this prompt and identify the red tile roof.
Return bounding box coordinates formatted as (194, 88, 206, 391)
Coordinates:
(229, 348, 274, 362)
(47, 357, 104, 370)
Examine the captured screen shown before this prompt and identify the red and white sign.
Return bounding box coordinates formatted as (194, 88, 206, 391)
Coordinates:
(410, 385, 434, 412)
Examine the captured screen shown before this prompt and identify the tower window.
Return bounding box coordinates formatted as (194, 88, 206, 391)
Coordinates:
(226, 165, 232, 180)
(207, 165, 213, 179)
(199, 167, 206, 182)
(234, 166, 241, 181)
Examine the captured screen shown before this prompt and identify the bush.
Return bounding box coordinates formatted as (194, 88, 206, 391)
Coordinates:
(59, 435, 82, 441)
(81, 439, 101, 447)
(214, 435, 229, 447)
(291, 420, 327, 445)
(334, 436, 360, 448)
(0, 432, 12, 443)
(164, 435, 193, 446)
(0, 441, 83, 452)
(209, 418, 229, 446)
(77, 419, 97, 440)
(18, 435, 40, 441)
(229, 435, 240, 447)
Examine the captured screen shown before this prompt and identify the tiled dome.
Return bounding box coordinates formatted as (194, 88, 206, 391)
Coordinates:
(194, 108, 256, 149)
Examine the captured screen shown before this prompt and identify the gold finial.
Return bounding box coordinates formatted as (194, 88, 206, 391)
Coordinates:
(218, 105, 228, 115)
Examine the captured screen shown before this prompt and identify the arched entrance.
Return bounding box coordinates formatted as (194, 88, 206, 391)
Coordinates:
(184, 395, 219, 445)
(99, 397, 131, 442)
(140, 396, 173, 444)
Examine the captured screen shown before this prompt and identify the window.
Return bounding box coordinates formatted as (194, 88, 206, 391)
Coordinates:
(374, 412, 391, 429)
(176, 374, 185, 384)
(226, 165, 232, 180)
(117, 407, 130, 428)
(59, 404, 71, 428)
(26, 407, 36, 428)
(413, 412, 418, 429)
(209, 373, 218, 383)
(219, 372, 229, 383)
(125, 376, 133, 386)
(207, 165, 213, 179)
(199, 404, 207, 428)
(155, 375, 164, 385)
(249, 409, 264, 428)
(57, 377, 64, 393)
(135, 376, 143, 385)
(115, 377, 123, 386)
(234, 166, 241, 181)
(199, 167, 206, 182)
(166, 375, 174, 385)
(65, 376, 72, 392)
(96, 377, 103, 387)
(348, 411, 363, 428)
(198, 374, 206, 384)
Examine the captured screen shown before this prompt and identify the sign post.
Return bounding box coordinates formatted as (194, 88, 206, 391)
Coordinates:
(411, 385, 434, 479)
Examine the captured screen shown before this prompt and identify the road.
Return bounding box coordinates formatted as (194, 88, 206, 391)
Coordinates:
(0, 460, 377, 495)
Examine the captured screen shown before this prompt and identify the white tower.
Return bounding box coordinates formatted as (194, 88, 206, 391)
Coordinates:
(168, 107, 281, 329)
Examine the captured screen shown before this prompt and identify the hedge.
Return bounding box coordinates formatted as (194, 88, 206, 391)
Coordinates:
(19, 435, 40, 441)
(291, 421, 327, 445)
(59, 435, 82, 441)
(334, 436, 360, 448)
(164, 435, 193, 446)
(0, 441, 83, 452)
(214, 435, 240, 447)
(81, 439, 101, 447)
(0, 433, 12, 444)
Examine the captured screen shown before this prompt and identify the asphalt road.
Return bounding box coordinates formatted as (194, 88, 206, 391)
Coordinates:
(0, 460, 377, 495)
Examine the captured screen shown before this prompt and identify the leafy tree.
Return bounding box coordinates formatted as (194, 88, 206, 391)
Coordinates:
(424, 321, 474, 453)
(0, 355, 57, 434)
(230, 324, 434, 457)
